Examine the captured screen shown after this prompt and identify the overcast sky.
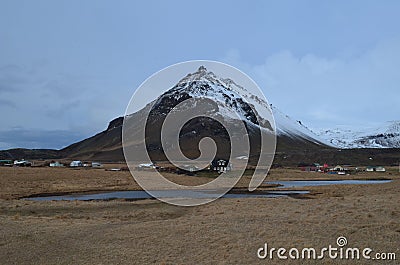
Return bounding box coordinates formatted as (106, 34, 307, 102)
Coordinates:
(1, 0, 400, 149)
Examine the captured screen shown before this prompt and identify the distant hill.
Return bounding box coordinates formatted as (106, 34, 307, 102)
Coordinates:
(0, 148, 60, 160)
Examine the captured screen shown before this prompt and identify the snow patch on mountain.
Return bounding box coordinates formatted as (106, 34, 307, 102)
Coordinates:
(315, 121, 400, 148)
(272, 107, 332, 146)
(162, 66, 273, 129)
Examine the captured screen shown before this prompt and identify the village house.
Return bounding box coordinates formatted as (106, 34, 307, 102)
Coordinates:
(91, 162, 103, 168)
(210, 159, 232, 173)
(366, 166, 375, 172)
(0, 160, 13, 166)
(298, 163, 329, 172)
(376, 166, 386, 172)
(333, 165, 345, 171)
(70, 161, 83, 167)
(49, 161, 64, 167)
(14, 160, 32, 167)
(366, 166, 386, 172)
(136, 163, 158, 170)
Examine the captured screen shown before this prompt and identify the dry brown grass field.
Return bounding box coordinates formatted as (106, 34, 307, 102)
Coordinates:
(0, 165, 399, 264)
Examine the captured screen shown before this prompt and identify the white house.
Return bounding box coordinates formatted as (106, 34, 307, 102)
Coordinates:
(137, 163, 157, 170)
(14, 160, 32, 167)
(70, 161, 83, 167)
(92, 162, 103, 168)
(366, 166, 386, 172)
(49, 161, 63, 167)
(333, 165, 344, 171)
(366, 166, 375, 172)
(210, 159, 232, 173)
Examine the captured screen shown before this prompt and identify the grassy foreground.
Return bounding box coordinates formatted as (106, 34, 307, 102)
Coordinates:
(0, 166, 399, 264)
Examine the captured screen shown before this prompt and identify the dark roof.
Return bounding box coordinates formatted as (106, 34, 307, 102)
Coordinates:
(211, 159, 230, 167)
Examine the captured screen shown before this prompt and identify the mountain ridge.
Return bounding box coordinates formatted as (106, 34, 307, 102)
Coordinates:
(1, 66, 398, 165)
(316, 121, 400, 148)
(1, 115, 399, 166)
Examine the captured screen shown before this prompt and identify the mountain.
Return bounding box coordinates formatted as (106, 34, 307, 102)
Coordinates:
(316, 121, 400, 148)
(2, 66, 398, 165)
(60, 117, 124, 161)
(1, 66, 328, 162)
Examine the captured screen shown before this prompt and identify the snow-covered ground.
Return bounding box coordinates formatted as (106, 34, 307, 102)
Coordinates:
(315, 121, 400, 148)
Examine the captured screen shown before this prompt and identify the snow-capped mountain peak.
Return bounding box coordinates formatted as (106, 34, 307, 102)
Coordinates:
(152, 66, 330, 146)
(158, 66, 273, 130)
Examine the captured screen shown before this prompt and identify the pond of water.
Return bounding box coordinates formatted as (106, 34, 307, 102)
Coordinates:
(266, 179, 391, 189)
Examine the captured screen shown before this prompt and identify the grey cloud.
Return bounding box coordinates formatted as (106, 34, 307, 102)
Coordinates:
(45, 100, 82, 119)
(225, 39, 400, 129)
(0, 64, 36, 93)
(0, 128, 87, 149)
(40, 73, 95, 99)
(0, 99, 16, 108)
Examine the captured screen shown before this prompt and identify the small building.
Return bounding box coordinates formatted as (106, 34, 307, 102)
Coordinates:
(376, 166, 386, 172)
(298, 163, 327, 172)
(366, 166, 375, 172)
(302, 163, 320, 172)
(49, 161, 64, 167)
(301, 166, 316, 172)
(313, 163, 321, 168)
(333, 165, 344, 171)
(210, 159, 232, 173)
(14, 160, 32, 167)
(366, 166, 386, 172)
(0, 160, 13, 166)
(137, 163, 157, 170)
(70, 160, 83, 167)
(91, 162, 103, 168)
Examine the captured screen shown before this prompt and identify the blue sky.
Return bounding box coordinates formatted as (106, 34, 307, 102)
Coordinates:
(1, 0, 400, 149)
